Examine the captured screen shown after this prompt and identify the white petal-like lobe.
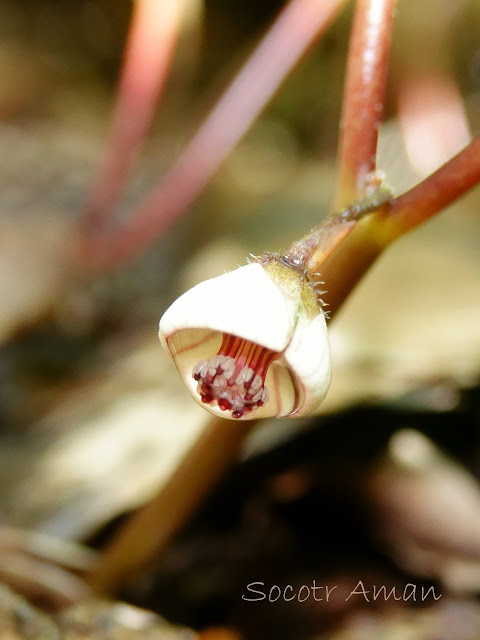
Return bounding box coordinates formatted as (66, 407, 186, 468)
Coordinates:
(284, 310, 331, 416)
(159, 263, 298, 352)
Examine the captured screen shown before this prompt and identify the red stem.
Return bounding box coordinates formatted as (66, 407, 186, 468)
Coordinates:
(86, 0, 348, 272)
(335, 0, 396, 207)
(82, 0, 183, 235)
(311, 134, 480, 317)
(383, 134, 480, 238)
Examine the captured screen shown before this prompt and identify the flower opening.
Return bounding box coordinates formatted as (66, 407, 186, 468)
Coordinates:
(192, 333, 279, 418)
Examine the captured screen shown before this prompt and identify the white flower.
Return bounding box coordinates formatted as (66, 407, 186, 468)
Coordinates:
(159, 255, 331, 420)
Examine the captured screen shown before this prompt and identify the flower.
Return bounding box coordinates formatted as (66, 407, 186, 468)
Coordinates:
(158, 254, 331, 420)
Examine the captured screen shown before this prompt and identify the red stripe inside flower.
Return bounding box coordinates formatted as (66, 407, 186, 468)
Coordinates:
(192, 332, 279, 418)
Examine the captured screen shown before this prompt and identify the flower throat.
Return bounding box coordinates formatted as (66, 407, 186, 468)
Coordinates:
(192, 333, 279, 418)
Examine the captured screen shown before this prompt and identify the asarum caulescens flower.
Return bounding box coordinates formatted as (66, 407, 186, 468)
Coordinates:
(158, 254, 331, 420)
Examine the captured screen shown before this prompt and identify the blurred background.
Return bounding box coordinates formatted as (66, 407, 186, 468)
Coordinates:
(0, 0, 480, 638)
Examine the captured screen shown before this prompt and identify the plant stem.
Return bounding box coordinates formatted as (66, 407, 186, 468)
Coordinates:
(381, 134, 480, 238)
(285, 188, 393, 318)
(85, 0, 348, 272)
(86, 417, 255, 595)
(334, 0, 396, 207)
(285, 0, 397, 317)
(81, 0, 183, 239)
(299, 134, 480, 318)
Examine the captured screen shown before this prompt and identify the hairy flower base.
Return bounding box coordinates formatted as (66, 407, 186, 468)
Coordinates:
(192, 334, 277, 418)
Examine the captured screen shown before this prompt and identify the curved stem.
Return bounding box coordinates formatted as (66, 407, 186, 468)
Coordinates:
(300, 134, 480, 318)
(381, 134, 480, 239)
(86, 0, 348, 272)
(334, 0, 396, 207)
